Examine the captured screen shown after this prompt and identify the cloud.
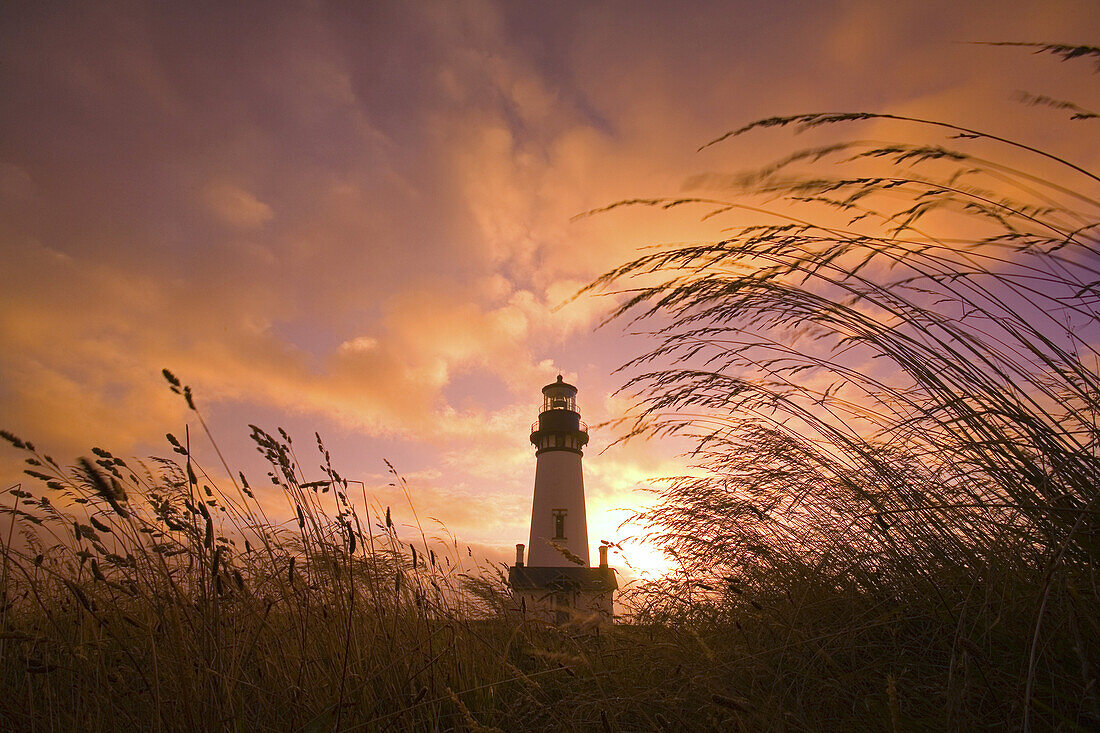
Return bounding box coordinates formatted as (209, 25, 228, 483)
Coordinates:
(202, 182, 274, 229)
(338, 336, 378, 353)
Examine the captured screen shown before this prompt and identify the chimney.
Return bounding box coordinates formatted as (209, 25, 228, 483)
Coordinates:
(515, 543, 525, 567)
(599, 544, 609, 568)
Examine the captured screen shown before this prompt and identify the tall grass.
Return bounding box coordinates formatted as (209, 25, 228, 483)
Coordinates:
(586, 44, 1100, 730)
(0, 375, 518, 730)
(1, 373, 789, 732)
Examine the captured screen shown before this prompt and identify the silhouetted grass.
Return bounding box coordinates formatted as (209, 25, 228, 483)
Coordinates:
(586, 44, 1100, 732)
(0, 376, 775, 731)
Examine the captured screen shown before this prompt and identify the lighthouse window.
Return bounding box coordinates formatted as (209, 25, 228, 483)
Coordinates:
(553, 509, 567, 539)
(542, 394, 576, 412)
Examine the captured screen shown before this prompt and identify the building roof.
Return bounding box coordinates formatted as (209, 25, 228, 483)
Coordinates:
(508, 565, 618, 592)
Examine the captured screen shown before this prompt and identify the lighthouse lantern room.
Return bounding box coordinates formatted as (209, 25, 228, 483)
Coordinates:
(509, 375, 617, 624)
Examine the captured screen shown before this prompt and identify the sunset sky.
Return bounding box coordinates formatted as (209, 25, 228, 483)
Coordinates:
(2, 0, 1097, 574)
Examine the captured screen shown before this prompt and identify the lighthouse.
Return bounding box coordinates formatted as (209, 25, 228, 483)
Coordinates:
(509, 375, 616, 623)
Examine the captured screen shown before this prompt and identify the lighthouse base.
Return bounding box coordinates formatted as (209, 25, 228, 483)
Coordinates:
(508, 565, 617, 625)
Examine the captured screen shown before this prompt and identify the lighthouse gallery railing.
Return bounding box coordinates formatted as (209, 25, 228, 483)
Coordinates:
(531, 420, 587, 434)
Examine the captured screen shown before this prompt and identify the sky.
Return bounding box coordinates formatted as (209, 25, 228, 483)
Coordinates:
(1, 0, 1097, 575)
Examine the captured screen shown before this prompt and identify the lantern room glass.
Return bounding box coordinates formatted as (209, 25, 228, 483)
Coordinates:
(542, 392, 576, 412)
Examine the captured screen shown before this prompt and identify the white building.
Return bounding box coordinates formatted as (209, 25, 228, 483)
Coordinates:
(509, 376, 617, 624)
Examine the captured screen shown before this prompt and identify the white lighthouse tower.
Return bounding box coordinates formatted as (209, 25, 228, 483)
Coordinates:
(528, 375, 590, 566)
(509, 375, 616, 623)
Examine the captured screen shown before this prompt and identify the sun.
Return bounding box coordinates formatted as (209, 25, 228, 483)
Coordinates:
(610, 540, 677, 579)
(587, 503, 679, 579)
